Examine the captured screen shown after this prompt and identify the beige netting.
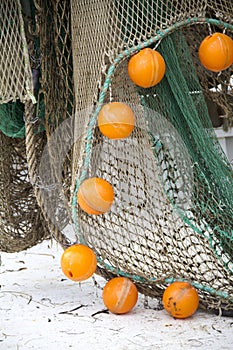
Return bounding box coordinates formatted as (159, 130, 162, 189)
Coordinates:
(0, 0, 233, 316)
(0, 0, 34, 104)
(0, 131, 48, 252)
(24, 0, 75, 248)
(0, 0, 49, 252)
(0, 0, 75, 251)
(68, 0, 233, 314)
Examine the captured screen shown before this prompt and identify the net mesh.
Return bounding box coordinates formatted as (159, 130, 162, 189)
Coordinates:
(0, 0, 233, 314)
(185, 24, 233, 130)
(68, 0, 233, 314)
(0, 0, 34, 104)
(0, 131, 48, 252)
(24, 0, 75, 248)
(0, 0, 49, 252)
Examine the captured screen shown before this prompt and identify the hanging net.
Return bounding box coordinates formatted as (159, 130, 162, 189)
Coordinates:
(0, 0, 35, 104)
(0, 0, 233, 315)
(0, 0, 75, 251)
(0, 131, 49, 252)
(64, 0, 233, 314)
(0, 0, 49, 252)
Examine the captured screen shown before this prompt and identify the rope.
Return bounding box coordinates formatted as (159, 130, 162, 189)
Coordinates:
(24, 101, 71, 249)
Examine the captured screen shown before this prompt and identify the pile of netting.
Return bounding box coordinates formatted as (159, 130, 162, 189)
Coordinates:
(0, 0, 232, 315)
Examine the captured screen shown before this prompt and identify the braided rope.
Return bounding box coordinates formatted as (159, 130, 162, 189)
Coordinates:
(24, 101, 70, 249)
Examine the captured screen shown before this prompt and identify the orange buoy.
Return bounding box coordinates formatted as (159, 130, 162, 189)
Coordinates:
(61, 244, 97, 281)
(98, 102, 135, 139)
(198, 32, 233, 72)
(77, 177, 114, 215)
(162, 281, 199, 319)
(128, 48, 166, 88)
(102, 277, 138, 314)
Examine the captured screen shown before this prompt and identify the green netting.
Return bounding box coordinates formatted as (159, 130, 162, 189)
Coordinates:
(142, 30, 233, 210)
(0, 97, 45, 138)
(140, 29, 233, 266)
(0, 101, 25, 138)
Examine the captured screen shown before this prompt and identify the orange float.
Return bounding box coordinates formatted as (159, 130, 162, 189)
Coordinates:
(77, 177, 114, 215)
(61, 244, 97, 281)
(128, 47, 166, 88)
(162, 281, 199, 319)
(102, 277, 138, 314)
(198, 32, 233, 72)
(98, 102, 135, 139)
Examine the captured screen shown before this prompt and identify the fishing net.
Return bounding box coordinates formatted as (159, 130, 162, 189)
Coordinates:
(0, 0, 233, 315)
(24, 0, 75, 248)
(0, 0, 35, 105)
(67, 0, 233, 315)
(0, 0, 49, 252)
(0, 131, 49, 252)
(0, 0, 75, 251)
